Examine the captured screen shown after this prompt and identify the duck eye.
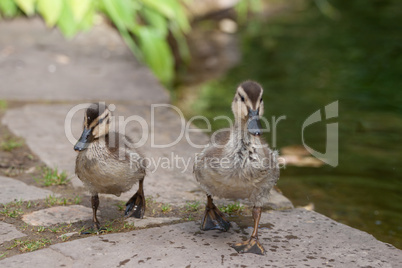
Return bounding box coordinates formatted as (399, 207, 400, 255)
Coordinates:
(260, 98, 263, 103)
(240, 95, 245, 102)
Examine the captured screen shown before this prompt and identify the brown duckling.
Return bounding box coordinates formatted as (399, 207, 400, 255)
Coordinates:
(194, 81, 280, 255)
(74, 103, 146, 231)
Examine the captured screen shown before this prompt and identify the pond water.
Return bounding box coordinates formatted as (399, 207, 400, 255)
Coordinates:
(176, 1, 402, 248)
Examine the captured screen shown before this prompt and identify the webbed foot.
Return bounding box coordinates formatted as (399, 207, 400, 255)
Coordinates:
(231, 237, 266, 255)
(231, 206, 266, 255)
(201, 196, 231, 231)
(125, 192, 145, 218)
(125, 180, 146, 218)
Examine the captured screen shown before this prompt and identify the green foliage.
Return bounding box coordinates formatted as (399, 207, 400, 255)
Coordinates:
(236, 0, 262, 24)
(0, 0, 19, 17)
(0, 204, 23, 218)
(0, 0, 190, 86)
(123, 221, 135, 229)
(45, 195, 80, 206)
(115, 201, 126, 211)
(37, 0, 63, 27)
(185, 200, 201, 211)
(49, 224, 71, 233)
(36, 226, 46, 233)
(0, 99, 7, 110)
(9, 238, 51, 252)
(0, 200, 24, 218)
(219, 202, 244, 215)
(36, 167, 69, 186)
(14, 0, 36, 16)
(161, 203, 171, 212)
(0, 135, 23, 152)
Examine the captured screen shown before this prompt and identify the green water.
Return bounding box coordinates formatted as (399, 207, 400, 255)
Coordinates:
(181, 1, 402, 248)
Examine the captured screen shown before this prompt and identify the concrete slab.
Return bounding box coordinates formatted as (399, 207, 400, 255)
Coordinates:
(0, 176, 54, 204)
(266, 188, 294, 210)
(125, 216, 181, 229)
(1, 209, 400, 267)
(0, 248, 74, 267)
(22, 205, 93, 226)
(0, 222, 26, 244)
(0, 18, 169, 104)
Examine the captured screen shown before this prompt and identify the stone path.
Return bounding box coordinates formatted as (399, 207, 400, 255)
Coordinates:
(0, 222, 26, 245)
(1, 209, 401, 267)
(0, 18, 167, 104)
(0, 17, 401, 267)
(22, 205, 94, 226)
(0, 176, 55, 204)
(125, 216, 182, 229)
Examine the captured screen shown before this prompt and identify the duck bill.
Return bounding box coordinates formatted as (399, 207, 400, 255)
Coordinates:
(74, 128, 92, 151)
(247, 109, 262, 136)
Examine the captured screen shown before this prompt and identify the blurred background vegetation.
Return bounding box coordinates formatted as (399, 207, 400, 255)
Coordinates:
(1, 0, 401, 249)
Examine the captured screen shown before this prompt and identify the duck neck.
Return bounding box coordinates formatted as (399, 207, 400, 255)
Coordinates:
(235, 119, 251, 141)
(226, 119, 260, 155)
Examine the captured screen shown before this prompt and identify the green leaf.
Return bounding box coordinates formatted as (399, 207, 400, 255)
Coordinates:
(70, 0, 91, 22)
(76, 3, 94, 31)
(173, 9, 190, 33)
(101, 0, 137, 30)
(0, 0, 18, 17)
(101, 0, 141, 57)
(57, 0, 78, 37)
(14, 0, 37, 16)
(137, 27, 174, 85)
(165, 0, 190, 33)
(142, 7, 167, 36)
(140, 0, 175, 19)
(37, 0, 63, 27)
(113, 0, 137, 29)
(170, 21, 190, 62)
(142, 0, 190, 32)
(235, 0, 249, 24)
(249, 0, 262, 14)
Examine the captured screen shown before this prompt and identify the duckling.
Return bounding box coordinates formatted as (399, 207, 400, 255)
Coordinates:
(74, 103, 146, 231)
(194, 81, 280, 255)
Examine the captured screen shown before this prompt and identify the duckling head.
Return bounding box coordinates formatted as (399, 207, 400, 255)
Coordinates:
(74, 103, 112, 151)
(231, 80, 264, 136)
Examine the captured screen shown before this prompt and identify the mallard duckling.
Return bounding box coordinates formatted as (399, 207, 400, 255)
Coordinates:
(194, 81, 280, 255)
(74, 103, 146, 231)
